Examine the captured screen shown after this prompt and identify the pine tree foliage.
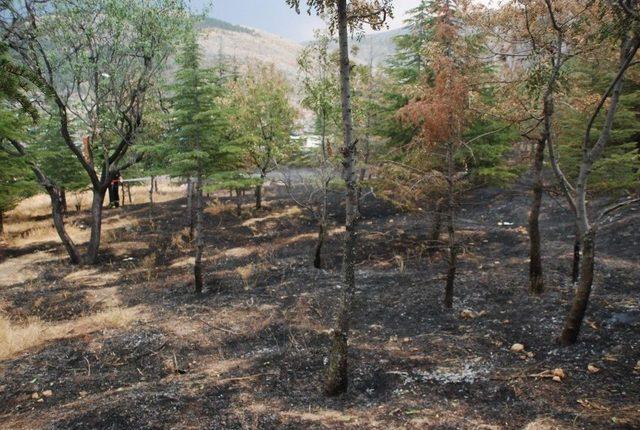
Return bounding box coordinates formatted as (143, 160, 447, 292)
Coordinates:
(168, 34, 239, 181)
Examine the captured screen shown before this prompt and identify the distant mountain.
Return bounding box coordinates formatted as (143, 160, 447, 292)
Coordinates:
(197, 17, 404, 81)
(349, 27, 406, 68)
(197, 18, 303, 81)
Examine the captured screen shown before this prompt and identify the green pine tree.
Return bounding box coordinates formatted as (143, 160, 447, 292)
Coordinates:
(168, 33, 240, 293)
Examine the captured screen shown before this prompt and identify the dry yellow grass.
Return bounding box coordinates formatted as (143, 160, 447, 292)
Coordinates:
(236, 263, 256, 290)
(7, 178, 186, 221)
(0, 306, 145, 360)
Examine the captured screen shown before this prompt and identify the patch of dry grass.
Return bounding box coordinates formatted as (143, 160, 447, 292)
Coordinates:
(0, 306, 145, 360)
(3, 218, 88, 248)
(236, 263, 256, 290)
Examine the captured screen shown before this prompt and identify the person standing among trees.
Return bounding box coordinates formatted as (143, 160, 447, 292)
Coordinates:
(109, 172, 121, 208)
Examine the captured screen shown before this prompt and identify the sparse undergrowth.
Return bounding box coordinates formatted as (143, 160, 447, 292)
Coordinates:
(0, 184, 638, 429)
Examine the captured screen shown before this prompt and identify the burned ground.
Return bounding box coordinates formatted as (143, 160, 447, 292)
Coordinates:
(0, 182, 638, 429)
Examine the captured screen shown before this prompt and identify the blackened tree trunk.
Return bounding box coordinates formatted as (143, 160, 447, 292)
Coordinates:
(235, 188, 242, 216)
(571, 227, 581, 284)
(559, 229, 595, 345)
(0, 210, 4, 235)
(443, 142, 456, 308)
(428, 198, 444, 252)
(154, 177, 159, 193)
(194, 175, 204, 294)
(60, 187, 67, 214)
(85, 189, 106, 264)
(528, 137, 546, 294)
(324, 0, 358, 397)
(255, 183, 262, 209)
(149, 175, 155, 206)
(313, 222, 326, 269)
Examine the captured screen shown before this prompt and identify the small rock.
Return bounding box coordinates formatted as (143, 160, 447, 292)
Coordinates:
(31, 392, 40, 400)
(634, 360, 640, 372)
(510, 343, 525, 353)
(42, 390, 53, 397)
(552, 368, 565, 380)
(587, 364, 600, 374)
(460, 309, 476, 319)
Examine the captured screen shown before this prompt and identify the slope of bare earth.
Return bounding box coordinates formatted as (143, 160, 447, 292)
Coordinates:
(0, 180, 639, 429)
(199, 26, 303, 81)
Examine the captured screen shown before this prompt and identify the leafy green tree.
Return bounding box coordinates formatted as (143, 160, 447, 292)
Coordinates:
(1, 0, 190, 264)
(229, 64, 298, 209)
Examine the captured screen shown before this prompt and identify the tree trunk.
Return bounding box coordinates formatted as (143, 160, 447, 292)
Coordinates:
(255, 182, 263, 210)
(154, 177, 159, 193)
(235, 188, 242, 217)
(47, 186, 81, 264)
(60, 187, 67, 214)
(443, 143, 456, 308)
(428, 198, 443, 252)
(324, 0, 358, 397)
(193, 175, 204, 294)
(85, 189, 106, 265)
(528, 138, 546, 294)
(0, 210, 4, 235)
(559, 229, 596, 345)
(186, 178, 194, 239)
(313, 222, 326, 269)
(149, 175, 155, 206)
(314, 181, 329, 269)
(571, 227, 581, 284)
(127, 184, 132, 204)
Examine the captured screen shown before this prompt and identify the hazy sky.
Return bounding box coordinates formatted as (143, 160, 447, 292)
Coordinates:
(192, 0, 421, 41)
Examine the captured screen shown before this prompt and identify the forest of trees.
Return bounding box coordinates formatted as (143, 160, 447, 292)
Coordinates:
(1, 0, 639, 405)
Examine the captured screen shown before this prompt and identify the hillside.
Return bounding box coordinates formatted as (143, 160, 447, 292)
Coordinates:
(197, 17, 404, 80)
(198, 18, 304, 81)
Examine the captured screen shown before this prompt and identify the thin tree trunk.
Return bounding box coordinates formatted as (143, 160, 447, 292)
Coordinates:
(187, 178, 194, 239)
(443, 143, 456, 308)
(127, 184, 132, 203)
(60, 187, 67, 214)
(255, 183, 262, 209)
(324, 0, 358, 397)
(194, 175, 204, 294)
(559, 229, 596, 345)
(154, 177, 159, 193)
(235, 188, 242, 216)
(313, 222, 326, 269)
(528, 138, 546, 294)
(85, 189, 106, 265)
(571, 226, 581, 284)
(0, 210, 4, 235)
(45, 185, 81, 264)
(149, 175, 155, 206)
(428, 198, 443, 252)
(314, 182, 329, 269)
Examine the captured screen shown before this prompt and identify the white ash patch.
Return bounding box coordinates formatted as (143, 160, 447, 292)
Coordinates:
(416, 359, 492, 384)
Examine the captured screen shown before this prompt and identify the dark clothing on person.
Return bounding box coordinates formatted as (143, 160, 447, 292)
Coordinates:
(109, 174, 121, 208)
